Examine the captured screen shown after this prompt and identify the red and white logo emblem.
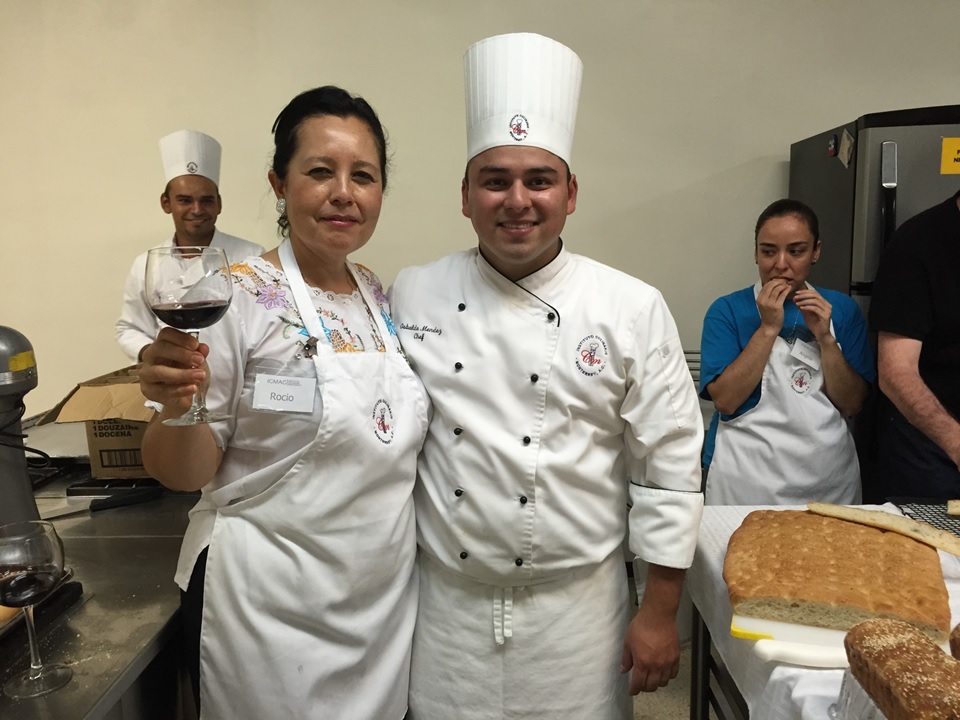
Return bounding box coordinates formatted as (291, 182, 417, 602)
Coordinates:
(509, 114, 529, 142)
(372, 399, 395, 444)
(790, 368, 813, 394)
(575, 334, 609, 377)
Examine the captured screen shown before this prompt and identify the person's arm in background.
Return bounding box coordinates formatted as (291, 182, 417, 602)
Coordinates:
(878, 332, 960, 469)
(704, 281, 787, 414)
(794, 287, 868, 417)
(116, 254, 159, 362)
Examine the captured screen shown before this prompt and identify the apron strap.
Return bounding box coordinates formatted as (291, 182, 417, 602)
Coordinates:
(493, 586, 515, 646)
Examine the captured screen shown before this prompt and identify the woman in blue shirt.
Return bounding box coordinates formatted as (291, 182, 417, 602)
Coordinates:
(699, 199, 875, 505)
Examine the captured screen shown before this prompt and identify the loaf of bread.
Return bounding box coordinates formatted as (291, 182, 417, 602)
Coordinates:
(724, 510, 950, 642)
(808, 501, 960, 557)
(845, 618, 960, 720)
(948, 500, 960, 517)
(951, 623, 960, 660)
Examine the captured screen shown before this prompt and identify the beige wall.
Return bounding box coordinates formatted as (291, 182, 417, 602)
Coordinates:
(4, 0, 960, 416)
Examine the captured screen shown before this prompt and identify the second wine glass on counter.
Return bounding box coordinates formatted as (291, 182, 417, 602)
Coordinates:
(0, 520, 72, 699)
(144, 245, 233, 426)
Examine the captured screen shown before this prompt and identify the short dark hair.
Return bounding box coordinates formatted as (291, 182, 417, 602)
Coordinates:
(754, 198, 820, 244)
(271, 86, 389, 235)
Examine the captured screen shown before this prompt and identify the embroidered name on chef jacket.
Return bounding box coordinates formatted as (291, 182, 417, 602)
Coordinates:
(252, 374, 317, 413)
(399, 322, 442, 343)
(575, 334, 609, 376)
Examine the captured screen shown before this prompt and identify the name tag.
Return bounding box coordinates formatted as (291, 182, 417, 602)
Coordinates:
(790, 338, 821, 370)
(253, 374, 316, 413)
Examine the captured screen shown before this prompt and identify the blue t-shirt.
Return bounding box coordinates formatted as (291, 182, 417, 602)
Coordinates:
(698, 285, 876, 468)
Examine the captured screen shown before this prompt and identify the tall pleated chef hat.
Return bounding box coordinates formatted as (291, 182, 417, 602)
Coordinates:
(159, 129, 222, 186)
(464, 32, 583, 164)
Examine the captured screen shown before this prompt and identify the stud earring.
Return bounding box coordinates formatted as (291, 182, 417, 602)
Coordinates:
(276, 197, 286, 214)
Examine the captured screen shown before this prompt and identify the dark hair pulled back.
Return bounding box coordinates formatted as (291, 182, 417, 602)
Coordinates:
(271, 85, 389, 236)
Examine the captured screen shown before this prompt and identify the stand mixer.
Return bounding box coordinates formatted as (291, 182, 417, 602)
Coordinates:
(0, 326, 41, 525)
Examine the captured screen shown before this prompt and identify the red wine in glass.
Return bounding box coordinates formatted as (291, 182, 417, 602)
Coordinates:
(0, 566, 60, 607)
(145, 246, 234, 426)
(151, 300, 230, 330)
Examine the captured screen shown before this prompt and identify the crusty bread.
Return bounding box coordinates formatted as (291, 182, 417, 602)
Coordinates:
(808, 501, 960, 557)
(845, 618, 960, 720)
(951, 623, 960, 660)
(724, 510, 950, 642)
(948, 500, 960, 518)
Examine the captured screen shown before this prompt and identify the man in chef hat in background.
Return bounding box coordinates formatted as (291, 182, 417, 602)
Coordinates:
(114, 129, 264, 362)
(390, 32, 704, 719)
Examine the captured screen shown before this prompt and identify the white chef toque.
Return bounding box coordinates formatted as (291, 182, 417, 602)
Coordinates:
(159, 129, 222, 186)
(463, 32, 583, 165)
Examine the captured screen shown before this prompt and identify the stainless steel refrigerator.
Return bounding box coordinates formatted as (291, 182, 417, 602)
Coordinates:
(789, 104, 960, 501)
(789, 104, 960, 313)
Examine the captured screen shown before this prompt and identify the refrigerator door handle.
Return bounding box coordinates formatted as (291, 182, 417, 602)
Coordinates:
(880, 141, 898, 250)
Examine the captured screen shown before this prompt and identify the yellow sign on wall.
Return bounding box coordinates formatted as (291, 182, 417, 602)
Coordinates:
(941, 138, 960, 174)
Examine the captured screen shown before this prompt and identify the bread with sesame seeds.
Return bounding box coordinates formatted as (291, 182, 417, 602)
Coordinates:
(723, 509, 950, 642)
(845, 618, 960, 720)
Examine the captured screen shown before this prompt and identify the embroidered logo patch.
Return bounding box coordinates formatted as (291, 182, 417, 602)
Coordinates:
(186, 161, 198, 174)
(372, 399, 395, 444)
(575, 334, 609, 377)
(790, 368, 814, 394)
(509, 114, 529, 142)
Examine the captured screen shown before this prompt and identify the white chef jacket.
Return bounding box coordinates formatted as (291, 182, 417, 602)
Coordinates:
(390, 246, 705, 583)
(114, 230, 264, 361)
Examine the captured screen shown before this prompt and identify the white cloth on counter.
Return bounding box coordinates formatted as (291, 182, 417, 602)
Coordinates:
(114, 230, 264, 360)
(689, 504, 960, 720)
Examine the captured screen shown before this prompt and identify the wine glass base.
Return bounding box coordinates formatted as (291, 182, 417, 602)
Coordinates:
(4, 664, 73, 699)
(162, 410, 231, 427)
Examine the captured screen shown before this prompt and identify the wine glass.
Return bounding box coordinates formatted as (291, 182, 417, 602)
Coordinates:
(145, 245, 233, 426)
(0, 520, 72, 699)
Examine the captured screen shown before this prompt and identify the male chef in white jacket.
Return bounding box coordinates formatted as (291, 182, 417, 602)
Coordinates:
(390, 33, 705, 720)
(114, 130, 263, 362)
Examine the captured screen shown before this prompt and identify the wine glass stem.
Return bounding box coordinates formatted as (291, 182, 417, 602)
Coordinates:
(187, 331, 208, 412)
(22, 605, 44, 680)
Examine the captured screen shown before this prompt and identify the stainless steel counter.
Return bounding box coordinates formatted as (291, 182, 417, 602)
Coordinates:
(0, 471, 195, 720)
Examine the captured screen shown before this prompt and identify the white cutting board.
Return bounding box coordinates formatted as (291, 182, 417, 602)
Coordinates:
(731, 614, 849, 667)
(731, 614, 951, 668)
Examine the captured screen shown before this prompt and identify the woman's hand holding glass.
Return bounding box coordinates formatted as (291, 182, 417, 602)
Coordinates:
(144, 246, 232, 425)
(140, 328, 214, 418)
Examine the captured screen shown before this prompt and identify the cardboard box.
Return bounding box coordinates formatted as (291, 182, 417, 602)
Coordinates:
(39, 366, 154, 479)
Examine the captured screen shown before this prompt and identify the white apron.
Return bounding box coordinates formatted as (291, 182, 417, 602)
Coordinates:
(198, 240, 426, 719)
(410, 551, 632, 720)
(706, 283, 860, 506)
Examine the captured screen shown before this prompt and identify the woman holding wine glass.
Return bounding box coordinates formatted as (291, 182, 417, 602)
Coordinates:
(138, 86, 427, 720)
